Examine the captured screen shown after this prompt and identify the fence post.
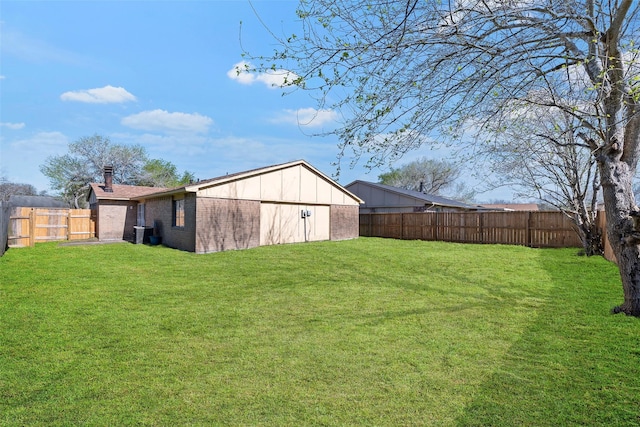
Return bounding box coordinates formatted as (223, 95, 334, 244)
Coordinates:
(526, 211, 532, 248)
(29, 208, 36, 247)
(67, 210, 72, 241)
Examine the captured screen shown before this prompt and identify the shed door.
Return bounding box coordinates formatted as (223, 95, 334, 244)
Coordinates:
(260, 203, 330, 246)
(307, 205, 330, 241)
(260, 203, 299, 246)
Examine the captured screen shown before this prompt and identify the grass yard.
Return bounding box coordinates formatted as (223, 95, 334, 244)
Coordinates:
(1, 238, 639, 426)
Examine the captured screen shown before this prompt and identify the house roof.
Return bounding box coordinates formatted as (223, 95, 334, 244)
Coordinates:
(88, 183, 169, 201)
(8, 195, 68, 208)
(480, 203, 540, 211)
(346, 180, 481, 210)
(131, 160, 364, 203)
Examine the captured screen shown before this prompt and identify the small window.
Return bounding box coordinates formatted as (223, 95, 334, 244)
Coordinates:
(173, 199, 185, 228)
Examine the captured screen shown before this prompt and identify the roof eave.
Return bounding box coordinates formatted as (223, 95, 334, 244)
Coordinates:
(95, 196, 133, 201)
(131, 187, 193, 201)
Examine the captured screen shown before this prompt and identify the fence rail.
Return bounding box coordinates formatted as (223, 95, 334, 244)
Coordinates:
(8, 207, 95, 248)
(359, 211, 585, 248)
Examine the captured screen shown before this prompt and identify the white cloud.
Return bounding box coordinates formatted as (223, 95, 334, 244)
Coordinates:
(227, 61, 299, 89)
(121, 109, 213, 134)
(271, 108, 338, 127)
(0, 122, 25, 130)
(60, 85, 137, 104)
(227, 61, 256, 85)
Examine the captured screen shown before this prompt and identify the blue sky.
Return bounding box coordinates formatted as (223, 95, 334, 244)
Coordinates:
(0, 0, 510, 201)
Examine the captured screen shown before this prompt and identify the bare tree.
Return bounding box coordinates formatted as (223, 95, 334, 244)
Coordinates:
(0, 175, 44, 202)
(249, 0, 640, 315)
(481, 107, 603, 255)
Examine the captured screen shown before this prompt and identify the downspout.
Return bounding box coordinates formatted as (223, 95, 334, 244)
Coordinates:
(302, 209, 309, 242)
(304, 213, 308, 242)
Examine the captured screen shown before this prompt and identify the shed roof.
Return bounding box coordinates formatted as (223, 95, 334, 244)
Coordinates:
(346, 180, 480, 210)
(88, 183, 169, 201)
(132, 160, 363, 203)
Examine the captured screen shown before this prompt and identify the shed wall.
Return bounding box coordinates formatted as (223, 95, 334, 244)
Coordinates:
(144, 194, 196, 252)
(195, 197, 261, 253)
(97, 200, 137, 241)
(330, 205, 359, 241)
(197, 164, 360, 206)
(259, 203, 330, 246)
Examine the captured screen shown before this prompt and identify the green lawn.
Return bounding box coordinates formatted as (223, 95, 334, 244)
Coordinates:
(1, 238, 638, 426)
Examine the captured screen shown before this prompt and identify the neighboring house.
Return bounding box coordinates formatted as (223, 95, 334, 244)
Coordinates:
(480, 203, 540, 211)
(8, 195, 68, 208)
(89, 160, 363, 253)
(345, 180, 483, 213)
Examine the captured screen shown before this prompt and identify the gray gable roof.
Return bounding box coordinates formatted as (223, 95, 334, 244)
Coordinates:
(346, 180, 479, 210)
(8, 195, 68, 208)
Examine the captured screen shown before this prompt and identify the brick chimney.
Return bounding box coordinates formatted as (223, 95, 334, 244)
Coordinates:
(103, 165, 114, 192)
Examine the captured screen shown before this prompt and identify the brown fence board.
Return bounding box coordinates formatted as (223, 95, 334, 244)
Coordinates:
(8, 207, 95, 247)
(359, 211, 587, 249)
(69, 209, 94, 240)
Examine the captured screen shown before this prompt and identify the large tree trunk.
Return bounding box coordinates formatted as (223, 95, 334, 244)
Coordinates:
(599, 157, 640, 316)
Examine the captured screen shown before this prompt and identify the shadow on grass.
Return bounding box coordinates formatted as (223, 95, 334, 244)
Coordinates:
(454, 249, 640, 426)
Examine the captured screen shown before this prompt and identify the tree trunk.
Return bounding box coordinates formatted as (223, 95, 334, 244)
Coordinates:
(578, 222, 603, 257)
(599, 157, 640, 316)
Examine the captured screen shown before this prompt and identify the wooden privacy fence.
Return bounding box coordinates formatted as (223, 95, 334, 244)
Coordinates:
(8, 207, 95, 248)
(360, 211, 585, 248)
